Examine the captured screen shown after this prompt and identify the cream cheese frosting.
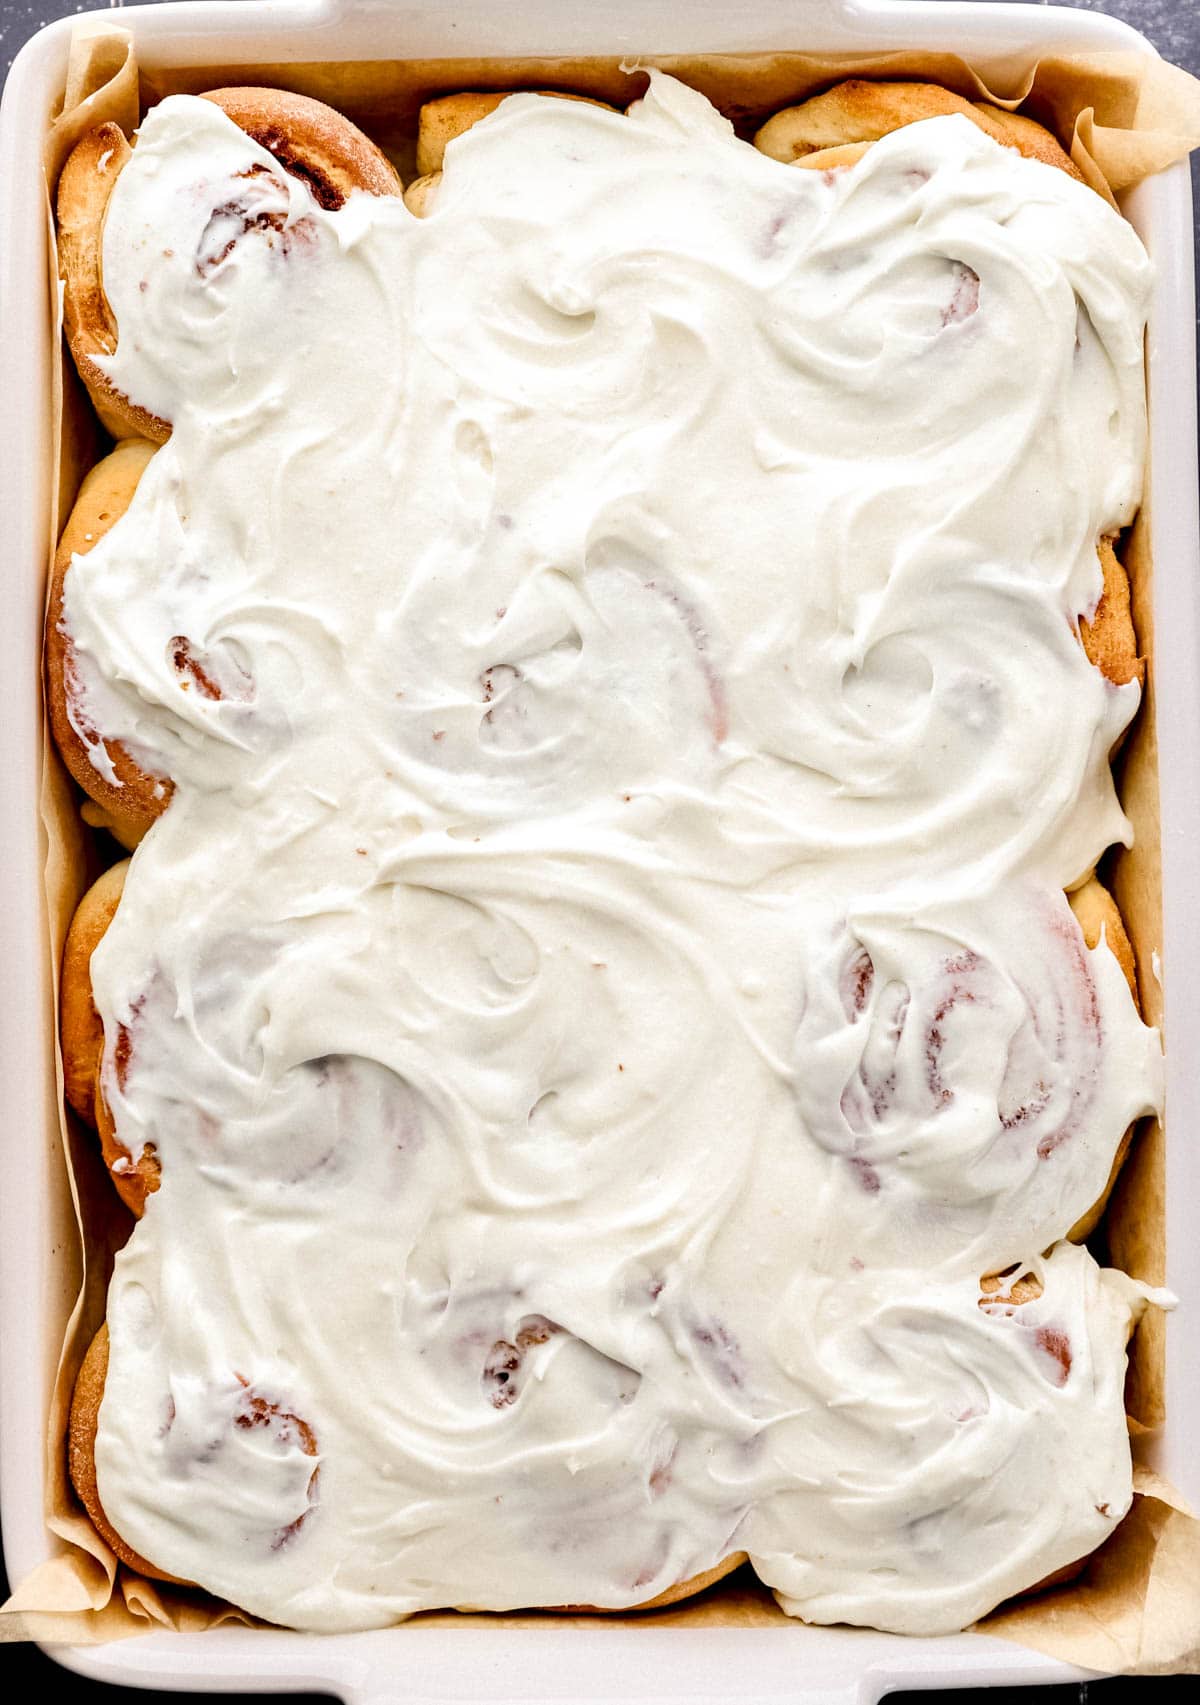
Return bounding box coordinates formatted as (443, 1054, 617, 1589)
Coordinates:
(62, 75, 1161, 1633)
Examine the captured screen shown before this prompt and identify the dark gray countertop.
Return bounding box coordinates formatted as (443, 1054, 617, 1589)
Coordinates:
(1, 1, 1197, 1698)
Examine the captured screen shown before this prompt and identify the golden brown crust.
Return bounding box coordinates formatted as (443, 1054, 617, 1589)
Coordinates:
(46, 438, 167, 835)
(417, 93, 517, 176)
(61, 860, 129, 1121)
(970, 103, 1084, 179)
(199, 87, 402, 207)
(68, 1326, 183, 1583)
(756, 80, 983, 161)
(58, 90, 402, 442)
(1081, 536, 1144, 691)
(80, 798, 151, 852)
(57, 123, 168, 445)
(753, 80, 1082, 182)
(415, 90, 613, 177)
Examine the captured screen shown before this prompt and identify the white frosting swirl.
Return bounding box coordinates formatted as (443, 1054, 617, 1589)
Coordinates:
(63, 76, 1160, 1633)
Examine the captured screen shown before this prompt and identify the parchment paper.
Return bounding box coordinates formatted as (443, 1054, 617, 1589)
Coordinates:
(4, 18, 1200, 1673)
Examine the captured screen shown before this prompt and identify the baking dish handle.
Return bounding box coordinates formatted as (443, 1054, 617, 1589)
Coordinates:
(341, 1647, 906, 1705)
(347, 1686, 878, 1705)
(290, 0, 894, 33)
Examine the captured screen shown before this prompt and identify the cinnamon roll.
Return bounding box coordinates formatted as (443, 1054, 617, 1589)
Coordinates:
(46, 440, 163, 836)
(789, 876, 1154, 1271)
(751, 86, 1142, 705)
(79, 799, 151, 853)
(60, 859, 159, 1217)
(58, 87, 402, 443)
(70, 1323, 319, 1586)
(415, 90, 613, 177)
(754, 80, 1082, 181)
(60, 858, 128, 1123)
(406, 90, 615, 218)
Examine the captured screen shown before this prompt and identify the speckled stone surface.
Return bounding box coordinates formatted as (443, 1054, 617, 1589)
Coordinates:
(0, 2, 1196, 1699)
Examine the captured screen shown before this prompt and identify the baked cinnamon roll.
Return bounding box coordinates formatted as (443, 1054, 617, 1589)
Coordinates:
(754, 80, 1082, 181)
(60, 858, 128, 1123)
(60, 859, 160, 1217)
(976, 1254, 1124, 1608)
(58, 87, 402, 442)
(973, 1255, 1136, 1598)
(406, 90, 615, 217)
(754, 84, 1141, 755)
(415, 90, 614, 178)
(790, 875, 1150, 1270)
(46, 440, 164, 836)
(70, 1323, 320, 1584)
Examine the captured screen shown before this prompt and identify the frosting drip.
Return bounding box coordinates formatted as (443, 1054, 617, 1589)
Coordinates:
(63, 76, 1160, 1633)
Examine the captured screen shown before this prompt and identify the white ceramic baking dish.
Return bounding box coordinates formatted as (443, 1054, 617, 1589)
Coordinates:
(1, 2, 1197, 1697)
